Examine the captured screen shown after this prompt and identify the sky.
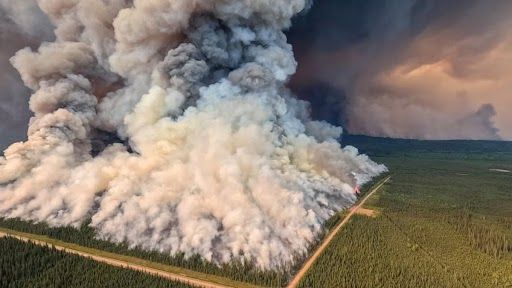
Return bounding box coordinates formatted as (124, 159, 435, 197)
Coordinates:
(0, 0, 54, 151)
(0, 0, 511, 151)
(287, 0, 512, 141)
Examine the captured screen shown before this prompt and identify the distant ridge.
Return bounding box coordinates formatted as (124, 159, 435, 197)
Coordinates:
(342, 134, 512, 156)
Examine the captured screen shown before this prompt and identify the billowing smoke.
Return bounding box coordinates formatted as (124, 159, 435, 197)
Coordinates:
(288, 0, 512, 140)
(0, 0, 385, 269)
(0, 0, 54, 150)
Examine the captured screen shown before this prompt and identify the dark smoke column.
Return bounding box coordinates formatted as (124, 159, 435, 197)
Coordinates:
(0, 0, 386, 269)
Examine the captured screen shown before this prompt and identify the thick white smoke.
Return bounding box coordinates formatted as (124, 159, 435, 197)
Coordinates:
(0, 0, 386, 269)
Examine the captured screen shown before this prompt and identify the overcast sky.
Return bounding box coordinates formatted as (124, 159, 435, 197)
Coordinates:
(288, 0, 512, 140)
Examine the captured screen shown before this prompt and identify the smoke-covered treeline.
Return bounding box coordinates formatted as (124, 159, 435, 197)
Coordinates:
(0, 0, 385, 269)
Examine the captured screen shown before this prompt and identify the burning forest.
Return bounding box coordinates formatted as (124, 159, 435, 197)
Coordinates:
(0, 0, 386, 269)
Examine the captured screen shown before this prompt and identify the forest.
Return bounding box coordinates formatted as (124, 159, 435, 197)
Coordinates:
(0, 236, 193, 288)
(343, 134, 512, 160)
(0, 217, 285, 287)
(298, 146, 512, 288)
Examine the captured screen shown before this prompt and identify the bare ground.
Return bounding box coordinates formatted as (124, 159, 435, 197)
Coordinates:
(353, 208, 378, 217)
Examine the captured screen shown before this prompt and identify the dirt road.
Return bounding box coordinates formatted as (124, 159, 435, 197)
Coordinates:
(286, 176, 391, 288)
(0, 231, 230, 288)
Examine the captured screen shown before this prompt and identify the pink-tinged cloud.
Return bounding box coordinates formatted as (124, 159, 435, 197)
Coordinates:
(290, 0, 512, 140)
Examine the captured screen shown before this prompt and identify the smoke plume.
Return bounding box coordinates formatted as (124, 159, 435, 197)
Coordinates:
(0, 0, 385, 269)
(0, 0, 54, 150)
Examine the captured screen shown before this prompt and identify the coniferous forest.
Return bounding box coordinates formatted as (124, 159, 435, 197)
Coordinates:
(297, 138, 512, 288)
(0, 237, 193, 288)
(0, 217, 288, 287)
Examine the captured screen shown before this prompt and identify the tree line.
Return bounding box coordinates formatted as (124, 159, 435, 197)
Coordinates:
(0, 237, 193, 288)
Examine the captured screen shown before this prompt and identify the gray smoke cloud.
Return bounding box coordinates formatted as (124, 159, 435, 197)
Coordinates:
(289, 0, 512, 140)
(0, 0, 385, 269)
(0, 0, 54, 151)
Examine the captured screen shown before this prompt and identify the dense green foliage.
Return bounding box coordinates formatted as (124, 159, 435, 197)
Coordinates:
(299, 137, 512, 287)
(447, 210, 511, 258)
(344, 134, 512, 160)
(0, 237, 193, 288)
(0, 218, 287, 287)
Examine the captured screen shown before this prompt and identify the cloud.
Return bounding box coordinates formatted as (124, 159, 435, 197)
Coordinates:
(288, 0, 512, 140)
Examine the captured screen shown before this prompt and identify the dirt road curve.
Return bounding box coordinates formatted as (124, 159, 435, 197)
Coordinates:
(286, 176, 391, 288)
(0, 231, 229, 288)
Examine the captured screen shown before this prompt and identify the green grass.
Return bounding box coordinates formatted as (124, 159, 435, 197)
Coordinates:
(298, 145, 512, 288)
